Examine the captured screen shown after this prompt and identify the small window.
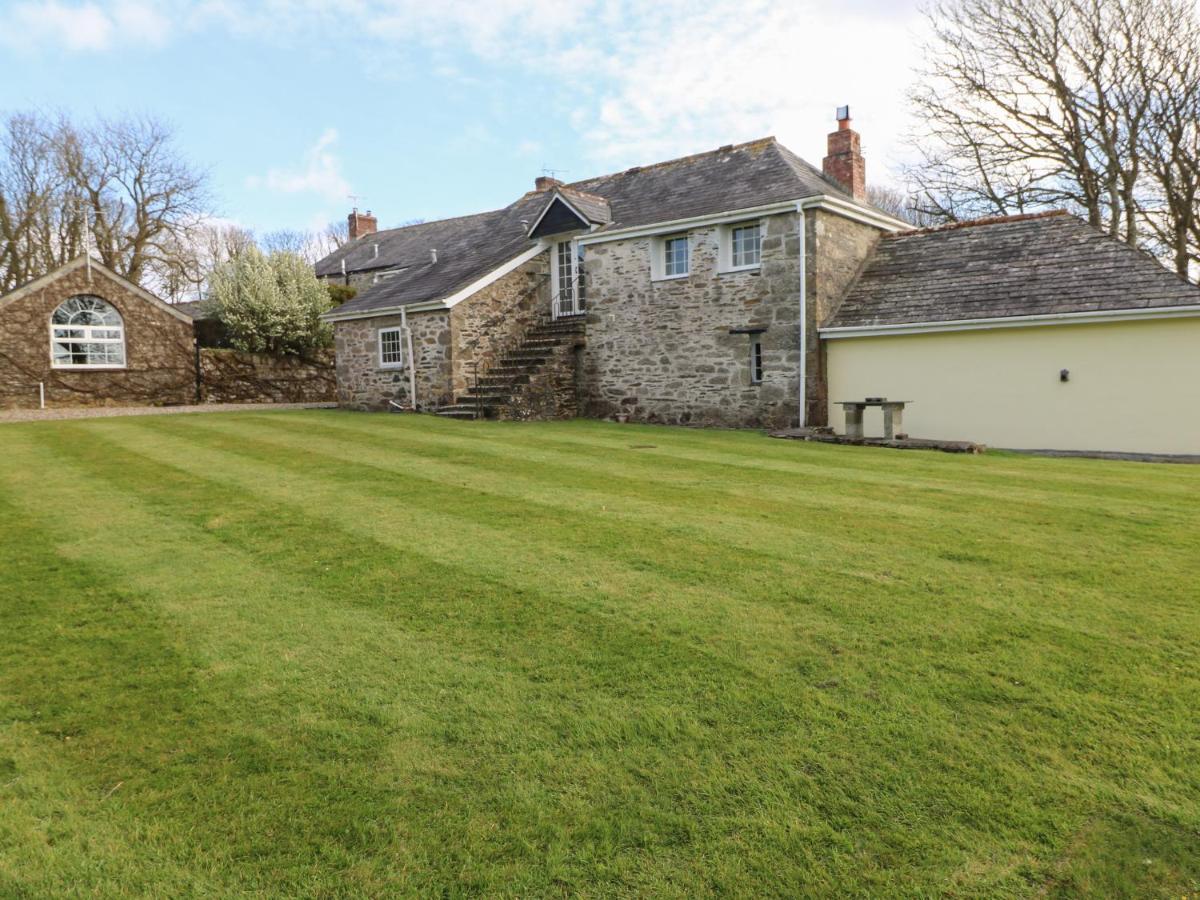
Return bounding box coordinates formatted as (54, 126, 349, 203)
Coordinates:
(378, 327, 405, 368)
(750, 338, 764, 384)
(731, 223, 761, 269)
(50, 295, 125, 368)
(663, 235, 689, 277)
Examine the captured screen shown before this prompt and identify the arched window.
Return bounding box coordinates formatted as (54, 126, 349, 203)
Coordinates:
(50, 295, 126, 368)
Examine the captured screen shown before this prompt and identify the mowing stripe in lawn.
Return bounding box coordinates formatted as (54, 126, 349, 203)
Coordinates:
(0, 414, 1196, 897)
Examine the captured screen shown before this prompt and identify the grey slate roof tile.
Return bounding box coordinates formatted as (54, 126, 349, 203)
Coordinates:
(826, 212, 1200, 328)
(318, 137, 882, 317)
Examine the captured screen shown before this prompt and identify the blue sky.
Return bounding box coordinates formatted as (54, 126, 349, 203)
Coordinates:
(1, 0, 925, 236)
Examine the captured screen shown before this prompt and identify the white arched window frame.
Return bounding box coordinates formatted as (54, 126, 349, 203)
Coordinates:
(50, 295, 127, 369)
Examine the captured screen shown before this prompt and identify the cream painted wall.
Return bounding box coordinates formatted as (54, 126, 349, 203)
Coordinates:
(825, 317, 1200, 455)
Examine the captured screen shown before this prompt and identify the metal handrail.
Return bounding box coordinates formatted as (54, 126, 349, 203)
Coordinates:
(550, 273, 585, 321)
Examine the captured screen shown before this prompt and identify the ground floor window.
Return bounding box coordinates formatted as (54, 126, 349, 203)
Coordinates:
(750, 338, 763, 384)
(378, 327, 405, 368)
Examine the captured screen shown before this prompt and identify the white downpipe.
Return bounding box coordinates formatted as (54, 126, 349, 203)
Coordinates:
(401, 306, 417, 409)
(38, 382, 45, 409)
(796, 202, 808, 428)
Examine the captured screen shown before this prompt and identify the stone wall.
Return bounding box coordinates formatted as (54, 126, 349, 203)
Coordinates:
(329, 257, 552, 412)
(579, 211, 804, 429)
(199, 349, 335, 404)
(805, 209, 882, 426)
(0, 264, 194, 409)
(449, 256, 549, 398)
(333, 310, 452, 411)
(496, 340, 583, 421)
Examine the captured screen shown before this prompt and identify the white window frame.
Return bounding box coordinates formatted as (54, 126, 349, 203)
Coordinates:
(377, 326, 405, 369)
(549, 236, 586, 317)
(49, 296, 127, 370)
(719, 220, 764, 273)
(650, 233, 690, 281)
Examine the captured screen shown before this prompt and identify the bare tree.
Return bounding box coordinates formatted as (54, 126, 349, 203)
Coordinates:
(157, 220, 256, 303)
(866, 185, 941, 227)
(0, 111, 210, 293)
(906, 0, 1200, 276)
(322, 219, 349, 252)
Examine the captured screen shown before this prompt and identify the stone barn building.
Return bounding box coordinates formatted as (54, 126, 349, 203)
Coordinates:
(0, 256, 195, 409)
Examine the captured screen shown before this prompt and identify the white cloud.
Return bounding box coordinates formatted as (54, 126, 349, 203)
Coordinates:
(2, 0, 927, 186)
(548, 0, 927, 184)
(0, 0, 170, 52)
(247, 128, 352, 203)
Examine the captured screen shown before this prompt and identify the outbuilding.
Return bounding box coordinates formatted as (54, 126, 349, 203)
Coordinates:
(0, 256, 195, 409)
(821, 212, 1200, 456)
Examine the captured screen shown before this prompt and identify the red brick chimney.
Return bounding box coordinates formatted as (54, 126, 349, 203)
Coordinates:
(822, 106, 866, 201)
(348, 209, 378, 240)
(535, 176, 563, 192)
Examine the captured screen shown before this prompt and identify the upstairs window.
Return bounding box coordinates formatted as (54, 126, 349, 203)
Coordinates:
(50, 295, 125, 368)
(730, 223, 762, 269)
(378, 327, 405, 368)
(663, 235, 689, 277)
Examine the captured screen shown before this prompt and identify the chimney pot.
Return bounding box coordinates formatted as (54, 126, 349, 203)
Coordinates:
(822, 106, 866, 201)
(348, 209, 378, 240)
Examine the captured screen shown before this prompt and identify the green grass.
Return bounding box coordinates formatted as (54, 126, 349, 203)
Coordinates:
(1, 411, 1198, 897)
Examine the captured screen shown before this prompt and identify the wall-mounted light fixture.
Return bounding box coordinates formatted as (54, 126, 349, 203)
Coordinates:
(1060, 369, 1070, 382)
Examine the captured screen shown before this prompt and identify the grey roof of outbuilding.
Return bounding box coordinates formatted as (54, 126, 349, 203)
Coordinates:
(826, 211, 1200, 328)
(318, 137, 879, 317)
(173, 299, 215, 320)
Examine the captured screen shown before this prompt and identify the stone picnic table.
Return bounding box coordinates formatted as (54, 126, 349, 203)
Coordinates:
(837, 397, 911, 440)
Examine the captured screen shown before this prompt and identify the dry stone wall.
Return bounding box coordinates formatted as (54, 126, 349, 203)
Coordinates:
(199, 350, 335, 404)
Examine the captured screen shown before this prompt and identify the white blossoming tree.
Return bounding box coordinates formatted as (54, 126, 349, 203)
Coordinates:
(209, 248, 333, 357)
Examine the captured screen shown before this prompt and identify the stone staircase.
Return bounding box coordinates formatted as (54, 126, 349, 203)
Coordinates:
(436, 315, 586, 420)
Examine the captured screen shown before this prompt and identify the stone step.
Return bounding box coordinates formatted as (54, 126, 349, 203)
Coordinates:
(435, 406, 480, 420)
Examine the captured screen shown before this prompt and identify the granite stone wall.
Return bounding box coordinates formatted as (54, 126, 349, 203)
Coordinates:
(330, 258, 552, 412)
(579, 211, 804, 429)
(496, 340, 583, 421)
(333, 310, 452, 410)
(449, 256, 549, 398)
(0, 264, 194, 409)
(804, 209, 883, 426)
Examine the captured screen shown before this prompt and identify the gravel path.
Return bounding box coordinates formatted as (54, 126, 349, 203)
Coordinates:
(0, 402, 338, 424)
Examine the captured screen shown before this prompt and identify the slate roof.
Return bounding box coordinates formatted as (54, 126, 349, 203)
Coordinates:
(316, 194, 548, 317)
(555, 187, 611, 226)
(826, 211, 1200, 329)
(173, 299, 216, 320)
(318, 137, 883, 317)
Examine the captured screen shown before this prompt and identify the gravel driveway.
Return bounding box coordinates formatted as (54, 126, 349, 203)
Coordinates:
(0, 402, 337, 424)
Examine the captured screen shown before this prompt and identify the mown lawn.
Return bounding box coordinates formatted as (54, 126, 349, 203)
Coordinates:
(0, 411, 1197, 897)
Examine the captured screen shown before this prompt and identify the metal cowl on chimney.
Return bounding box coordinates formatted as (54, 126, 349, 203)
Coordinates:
(822, 106, 866, 201)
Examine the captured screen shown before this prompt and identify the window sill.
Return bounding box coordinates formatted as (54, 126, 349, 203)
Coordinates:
(718, 265, 761, 275)
(650, 272, 690, 283)
(51, 365, 127, 371)
(378, 364, 407, 371)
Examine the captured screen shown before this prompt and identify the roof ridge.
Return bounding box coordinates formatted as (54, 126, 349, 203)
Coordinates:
(359, 206, 509, 241)
(556, 185, 611, 204)
(891, 209, 1070, 238)
(566, 136, 778, 187)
